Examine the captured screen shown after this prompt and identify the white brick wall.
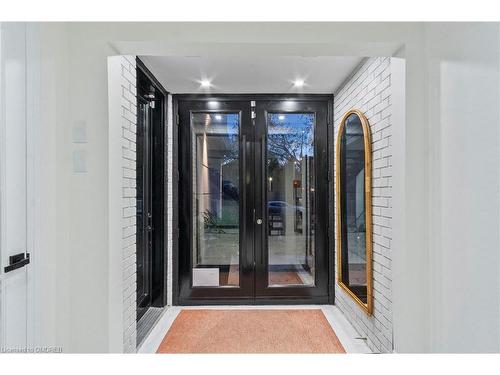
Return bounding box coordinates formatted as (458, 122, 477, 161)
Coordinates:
(120, 55, 137, 353)
(334, 57, 393, 353)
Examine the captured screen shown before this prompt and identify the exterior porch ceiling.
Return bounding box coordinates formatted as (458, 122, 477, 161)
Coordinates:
(139, 55, 365, 94)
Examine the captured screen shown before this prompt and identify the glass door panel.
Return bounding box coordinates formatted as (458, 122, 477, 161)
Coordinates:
(178, 99, 254, 302)
(266, 113, 316, 286)
(191, 112, 240, 287)
(254, 99, 329, 301)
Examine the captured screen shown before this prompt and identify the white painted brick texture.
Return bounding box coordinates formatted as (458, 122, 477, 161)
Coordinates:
(334, 57, 393, 353)
(120, 55, 137, 353)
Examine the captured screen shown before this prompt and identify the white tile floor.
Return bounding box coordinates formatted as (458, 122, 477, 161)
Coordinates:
(137, 305, 371, 354)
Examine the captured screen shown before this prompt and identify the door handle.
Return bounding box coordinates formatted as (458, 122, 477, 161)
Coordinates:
(4, 252, 30, 273)
(256, 218, 263, 225)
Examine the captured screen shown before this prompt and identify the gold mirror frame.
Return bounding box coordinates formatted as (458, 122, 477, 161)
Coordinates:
(335, 109, 373, 315)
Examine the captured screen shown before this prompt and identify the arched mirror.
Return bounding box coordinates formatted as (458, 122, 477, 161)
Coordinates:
(336, 109, 373, 315)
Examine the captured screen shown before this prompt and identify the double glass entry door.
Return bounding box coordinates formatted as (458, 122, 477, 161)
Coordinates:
(178, 97, 330, 303)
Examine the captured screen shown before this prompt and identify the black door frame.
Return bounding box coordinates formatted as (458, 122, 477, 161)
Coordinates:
(177, 99, 255, 301)
(173, 94, 334, 306)
(136, 92, 153, 320)
(136, 58, 169, 320)
(253, 99, 330, 301)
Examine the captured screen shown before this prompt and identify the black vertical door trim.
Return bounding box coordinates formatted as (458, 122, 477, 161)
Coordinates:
(136, 95, 152, 321)
(327, 96, 335, 304)
(172, 97, 180, 306)
(328, 95, 337, 305)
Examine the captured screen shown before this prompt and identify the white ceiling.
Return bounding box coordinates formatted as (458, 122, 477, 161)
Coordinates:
(140, 55, 364, 94)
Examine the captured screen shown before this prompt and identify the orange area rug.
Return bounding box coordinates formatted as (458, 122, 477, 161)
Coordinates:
(156, 309, 346, 353)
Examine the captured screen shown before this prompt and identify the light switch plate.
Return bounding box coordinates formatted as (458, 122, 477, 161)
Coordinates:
(72, 121, 87, 143)
(72, 150, 88, 173)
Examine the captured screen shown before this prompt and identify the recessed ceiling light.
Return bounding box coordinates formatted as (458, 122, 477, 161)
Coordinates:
(293, 79, 305, 87)
(201, 79, 211, 87)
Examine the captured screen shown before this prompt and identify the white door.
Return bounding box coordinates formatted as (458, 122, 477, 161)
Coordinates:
(0, 23, 30, 351)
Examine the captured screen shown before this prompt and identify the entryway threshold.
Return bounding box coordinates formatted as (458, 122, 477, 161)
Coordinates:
(136, 307, 164, 348)
(137, 305, 371, 353)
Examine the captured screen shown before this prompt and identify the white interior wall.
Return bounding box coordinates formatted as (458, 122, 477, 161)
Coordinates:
(20, 22, 500, 353)
(389, 55, 406, 351)
(107, 55, 124, 353)
(28, 23, 119, 352)
(424, 23, 500, 352)
(67, 29, 118, 353)
(390, 29, 430, 352)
